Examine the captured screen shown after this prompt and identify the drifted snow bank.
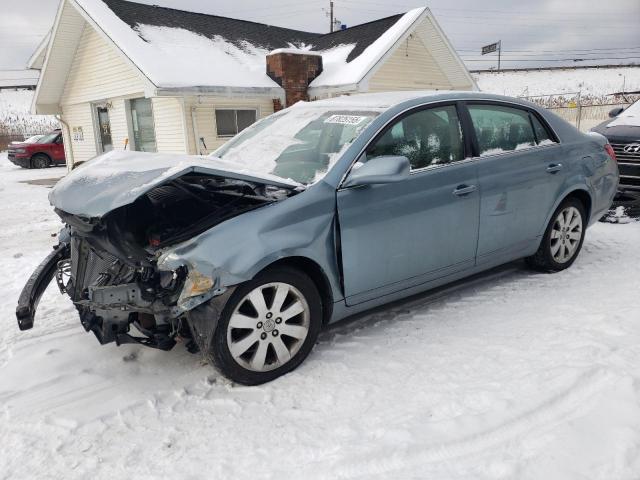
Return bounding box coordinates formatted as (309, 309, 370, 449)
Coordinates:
(474, 67, 640, 100)
(1, 153, 640, 479)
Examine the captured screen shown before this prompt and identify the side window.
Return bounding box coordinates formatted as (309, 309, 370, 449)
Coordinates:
(531, 115, 556, 145)
(468, 104, 536, 156)
(365, 105, 465, 170)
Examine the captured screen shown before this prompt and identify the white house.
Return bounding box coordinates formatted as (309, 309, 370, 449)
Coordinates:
(31, 0, 476, 167)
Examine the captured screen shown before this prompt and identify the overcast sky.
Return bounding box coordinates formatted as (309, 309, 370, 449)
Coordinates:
(1, 0, 638, 71)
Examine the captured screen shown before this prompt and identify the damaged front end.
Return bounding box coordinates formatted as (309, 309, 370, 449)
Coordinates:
(16, 155, 300, 353)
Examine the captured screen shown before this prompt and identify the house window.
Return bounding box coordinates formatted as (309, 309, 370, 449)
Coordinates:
(215, 109, 257, 137)
(129, 98, 157, 152)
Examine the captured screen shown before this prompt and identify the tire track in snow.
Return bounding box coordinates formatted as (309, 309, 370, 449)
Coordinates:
(325, 367, 615, 479)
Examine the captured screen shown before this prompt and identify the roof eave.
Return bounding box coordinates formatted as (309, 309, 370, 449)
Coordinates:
(307, 83, 360, 96)
(27, 31, 51, 70)
(154, 85, 285, 98)
(31, 0, 66, 115)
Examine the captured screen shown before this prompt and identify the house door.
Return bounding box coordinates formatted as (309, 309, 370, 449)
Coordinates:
(96, 107, 113, 153)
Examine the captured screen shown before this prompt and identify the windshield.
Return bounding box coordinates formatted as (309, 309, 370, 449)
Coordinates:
(36, 132, 60, 144)
(24, 135, 43, 144)
(212, 106, 380, 184)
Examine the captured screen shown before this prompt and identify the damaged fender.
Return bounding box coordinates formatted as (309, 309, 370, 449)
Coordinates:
(156, 180, 344, 316)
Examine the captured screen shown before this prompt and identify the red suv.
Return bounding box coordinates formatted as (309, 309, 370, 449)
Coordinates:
(8, 129, 66, 168)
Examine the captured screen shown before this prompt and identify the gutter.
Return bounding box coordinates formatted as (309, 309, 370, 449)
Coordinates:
(155, 85, 285, 99)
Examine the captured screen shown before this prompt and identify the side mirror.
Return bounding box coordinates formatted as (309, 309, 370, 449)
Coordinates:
(609, 107, 624, 118)
(343, 155, 410, 188)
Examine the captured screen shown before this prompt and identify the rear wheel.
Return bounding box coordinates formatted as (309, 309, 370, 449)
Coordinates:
(210, 267, 322, 385)
(31, 154, 50, 169)
(526, 197, 586, 272)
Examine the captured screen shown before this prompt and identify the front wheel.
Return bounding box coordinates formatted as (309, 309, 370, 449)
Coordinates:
(526, 197, 586, 272)
(31, 154, 50, 169)
(210, 267, 322, 385)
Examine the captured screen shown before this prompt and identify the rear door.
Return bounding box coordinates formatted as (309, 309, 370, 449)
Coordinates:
(337, 103, 480, 305)
(465, 102, 563, 262)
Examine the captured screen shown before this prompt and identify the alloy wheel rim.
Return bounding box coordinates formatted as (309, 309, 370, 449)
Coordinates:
(226, 282, 310, 372)
(551, 206, 582, 264)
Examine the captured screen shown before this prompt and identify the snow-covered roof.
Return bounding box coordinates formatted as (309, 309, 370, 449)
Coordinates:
(70, 0, 426, 90)
(0, 70, 40, 89)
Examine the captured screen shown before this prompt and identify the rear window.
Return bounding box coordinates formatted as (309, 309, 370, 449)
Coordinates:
(468, 104, 536, 156)
(531, 115, 556, 145)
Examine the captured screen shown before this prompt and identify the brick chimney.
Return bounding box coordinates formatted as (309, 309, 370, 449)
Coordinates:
(266, 50, 323, 108)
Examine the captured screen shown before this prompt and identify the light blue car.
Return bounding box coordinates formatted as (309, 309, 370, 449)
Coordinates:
(17, 91, 619, 384)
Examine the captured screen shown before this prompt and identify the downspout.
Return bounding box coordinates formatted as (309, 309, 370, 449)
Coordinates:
(55, 114, 74, 171)
(191, 106, 202, 155)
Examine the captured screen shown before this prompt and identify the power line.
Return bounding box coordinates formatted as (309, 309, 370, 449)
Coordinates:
(463, 56, 640, 62)
(457, 46, 640, 53)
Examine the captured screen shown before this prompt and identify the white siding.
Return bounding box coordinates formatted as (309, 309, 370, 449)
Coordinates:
(185, 96, 276, 154)
(61, 25, 146, 105)
(416, 17, 474, 90)
(152, 97, 188, 154)
(365, 16, 474, 93)
(368, 32, 453, 92)
(62, 102, 96, 163)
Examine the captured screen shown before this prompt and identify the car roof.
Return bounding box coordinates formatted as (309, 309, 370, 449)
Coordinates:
(298, 90, 535, 111)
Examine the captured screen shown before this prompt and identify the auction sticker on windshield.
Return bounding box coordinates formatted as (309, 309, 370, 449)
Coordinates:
(324, 115, 368, 125)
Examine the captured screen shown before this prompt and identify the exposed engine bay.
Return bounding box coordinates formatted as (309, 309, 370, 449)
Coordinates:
(16, 172, 297, 352)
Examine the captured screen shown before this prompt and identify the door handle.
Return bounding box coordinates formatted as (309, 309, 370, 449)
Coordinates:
(546, 163, 563, 173)
(453, 184, 477, 197)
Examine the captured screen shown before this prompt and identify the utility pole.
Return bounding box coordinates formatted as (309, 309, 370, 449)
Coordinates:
(498, 40, 502, 72)
(330, 1, 334, 33)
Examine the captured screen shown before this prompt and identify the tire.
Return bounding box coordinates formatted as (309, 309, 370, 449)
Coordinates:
(31, 153, 50, 169)
(526, 197, 587, 272)
(210, 266, 322, 385)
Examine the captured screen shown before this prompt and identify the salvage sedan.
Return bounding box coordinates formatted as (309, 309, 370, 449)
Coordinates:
(17, 91, 618, 385)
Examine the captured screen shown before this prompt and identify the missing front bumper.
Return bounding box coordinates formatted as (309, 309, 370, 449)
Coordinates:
(16, 243, 70, 330)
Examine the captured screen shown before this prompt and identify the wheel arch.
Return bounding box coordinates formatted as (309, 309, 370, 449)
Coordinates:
(260, 256, 334, 325)
(565, 189, 592, 220)
(541, 187, 593, 236)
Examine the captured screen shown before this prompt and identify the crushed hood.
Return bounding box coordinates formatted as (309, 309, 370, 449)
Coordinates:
(49, 150, 302, 218)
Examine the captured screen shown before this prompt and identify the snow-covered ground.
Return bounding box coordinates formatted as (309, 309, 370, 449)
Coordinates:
(1, 151, 640, 479)
(473, 66, 640, 100)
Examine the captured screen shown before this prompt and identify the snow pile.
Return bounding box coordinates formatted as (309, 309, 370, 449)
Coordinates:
(0, 90, 59, 135)
(473, 67, 640, 102)
(2, 152, 640, 478)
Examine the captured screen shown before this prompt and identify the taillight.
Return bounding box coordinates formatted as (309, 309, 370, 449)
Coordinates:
(604, 143, 617, 162)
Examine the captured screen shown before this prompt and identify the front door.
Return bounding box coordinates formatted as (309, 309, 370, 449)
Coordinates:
(466, 103, 564, 262)
(337, 104, 480, 306)
(52, 134, 65, 162)
(96, 107, 113, 153)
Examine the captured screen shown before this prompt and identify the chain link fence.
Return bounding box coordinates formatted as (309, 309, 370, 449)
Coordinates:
(519, 92, 639, 132)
